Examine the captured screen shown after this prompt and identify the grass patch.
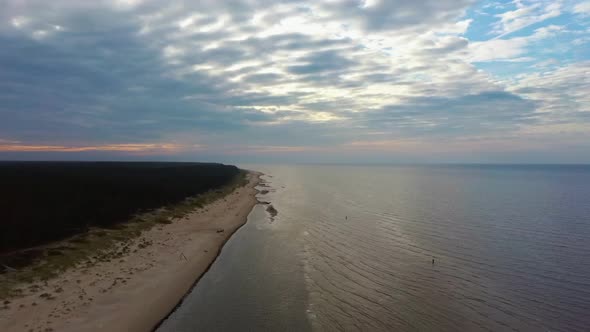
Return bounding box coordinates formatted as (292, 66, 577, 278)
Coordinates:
(0, 170, 250, 300)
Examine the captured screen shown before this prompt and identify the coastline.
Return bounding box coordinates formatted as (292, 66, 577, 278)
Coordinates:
(0, 170, 261, 332)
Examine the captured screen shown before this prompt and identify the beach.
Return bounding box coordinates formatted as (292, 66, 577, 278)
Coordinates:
(0, 171, 261, 332)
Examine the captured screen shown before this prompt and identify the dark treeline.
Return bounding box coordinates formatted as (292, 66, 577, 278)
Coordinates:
(0, 162, 240, 252)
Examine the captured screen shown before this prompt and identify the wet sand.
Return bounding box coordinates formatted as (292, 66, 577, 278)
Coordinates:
(0, 171, 260, 332)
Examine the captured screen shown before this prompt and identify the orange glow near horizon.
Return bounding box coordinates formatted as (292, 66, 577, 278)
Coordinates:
(0, 143, 200, 154)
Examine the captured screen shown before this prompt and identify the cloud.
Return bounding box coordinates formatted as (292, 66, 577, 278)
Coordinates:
(508, 61, 590, 122)
(468, 24, 566, 62)
(492, 0, 563, 38)
(469, 38, 530, 62)
(287, 50, 357, 75)
(316, 0, 475, 32)
(0, 0, 588, 162)
(354, 91, 538, 137)
(573, 1, 590, 16)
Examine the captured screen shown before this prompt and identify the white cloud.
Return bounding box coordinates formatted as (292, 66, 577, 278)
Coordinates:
(113, 0, 144, 11)
(493, 0, 563, 38)
(508, 61, 590, 123)
(468, 24, 566, 62)
(469, 38, 529, 62)
(573, 1, 590, 15)
(10, 16, 30, 28)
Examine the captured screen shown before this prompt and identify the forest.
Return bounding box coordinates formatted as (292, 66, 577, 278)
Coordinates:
(0, 162, 240, 253)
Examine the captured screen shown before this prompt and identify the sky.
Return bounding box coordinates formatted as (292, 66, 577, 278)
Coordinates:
(0, 0, 589, 163)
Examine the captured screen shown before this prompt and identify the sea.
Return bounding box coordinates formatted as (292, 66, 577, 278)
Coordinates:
(158, 164, 590, 332)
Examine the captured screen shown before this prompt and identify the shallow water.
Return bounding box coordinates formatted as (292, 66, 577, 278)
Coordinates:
(159, 165, 590, 331)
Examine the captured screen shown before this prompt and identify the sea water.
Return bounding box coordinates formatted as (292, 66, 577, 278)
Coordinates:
(159, 164, 590, 331)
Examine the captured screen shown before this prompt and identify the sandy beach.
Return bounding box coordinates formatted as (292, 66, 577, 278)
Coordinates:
(0, 171, 261, 332)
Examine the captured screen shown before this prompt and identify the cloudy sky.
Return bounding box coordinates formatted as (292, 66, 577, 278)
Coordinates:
(1, 0, 589, 163)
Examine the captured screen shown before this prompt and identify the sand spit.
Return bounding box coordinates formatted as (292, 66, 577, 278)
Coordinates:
(0, 171, 261, 332)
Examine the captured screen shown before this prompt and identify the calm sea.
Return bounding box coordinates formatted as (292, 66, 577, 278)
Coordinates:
(158, 164, 590, 331)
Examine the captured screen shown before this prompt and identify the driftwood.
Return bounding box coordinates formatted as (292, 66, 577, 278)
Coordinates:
(2, 264, 17, 272)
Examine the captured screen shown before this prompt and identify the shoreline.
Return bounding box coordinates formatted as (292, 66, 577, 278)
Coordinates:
(0, 170, 261, 332)
(151, 176, 260, 331)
